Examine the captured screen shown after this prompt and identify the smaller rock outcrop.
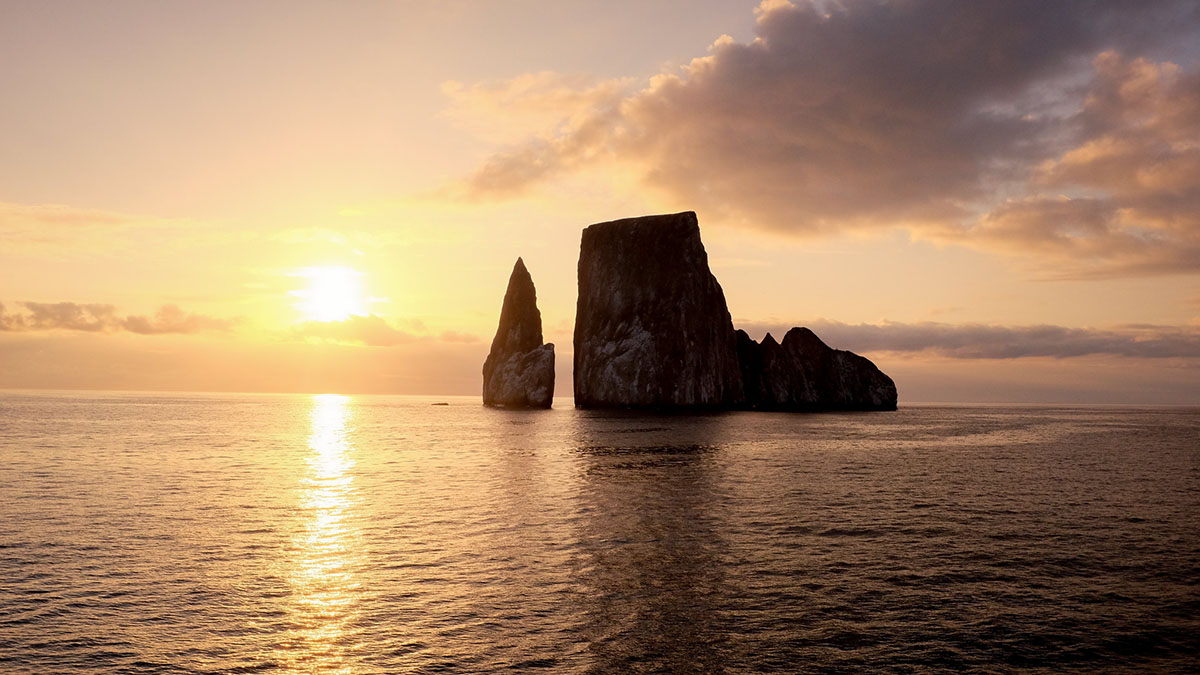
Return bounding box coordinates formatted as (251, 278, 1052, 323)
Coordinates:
(736, 327, 897, 411)
(483, 258, 554, 408)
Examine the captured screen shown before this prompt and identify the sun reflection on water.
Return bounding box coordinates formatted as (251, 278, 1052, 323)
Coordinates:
(280, 394, 363, 673)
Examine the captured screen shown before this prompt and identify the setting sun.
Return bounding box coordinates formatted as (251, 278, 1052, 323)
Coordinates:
(292, 266, 368, 322)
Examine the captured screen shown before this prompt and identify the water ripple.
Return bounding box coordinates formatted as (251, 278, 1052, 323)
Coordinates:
(0, 394, 1197, 672)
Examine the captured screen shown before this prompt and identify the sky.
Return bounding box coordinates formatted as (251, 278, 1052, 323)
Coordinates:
(1, 0, 1199, 403)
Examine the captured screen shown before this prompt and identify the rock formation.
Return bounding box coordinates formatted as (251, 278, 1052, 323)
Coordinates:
(737, 328, 897, 411)
(574, 212, 745, 408)
(483, 258, 554, 408)
(573, 211, 898, 411)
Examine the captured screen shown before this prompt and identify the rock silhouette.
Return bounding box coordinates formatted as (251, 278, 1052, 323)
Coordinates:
(574, 212, 745, 408)
(574, 211, 897, 411)
(737, 328, 897, 410)
(482, 258, 554, 408)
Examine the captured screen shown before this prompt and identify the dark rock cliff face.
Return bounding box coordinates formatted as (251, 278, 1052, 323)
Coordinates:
(573, 211, 898, 411)
(737, 328, 897, 411)
(483, 258, 554, 408)
(574, 212, 745, 408)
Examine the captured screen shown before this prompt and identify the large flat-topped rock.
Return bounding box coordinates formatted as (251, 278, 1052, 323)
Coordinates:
(571, 211, 898, 411)
(573, 211, 745, 408)
(483, 258, 554, 408)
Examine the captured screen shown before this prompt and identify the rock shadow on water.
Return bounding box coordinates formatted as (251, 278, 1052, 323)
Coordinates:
(566, 412, 737, 673)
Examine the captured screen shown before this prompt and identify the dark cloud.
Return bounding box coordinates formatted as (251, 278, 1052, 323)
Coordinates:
(455, 0, 1200, 276)
(0, 301, 232, 334)
(736, 319, 1200, 359)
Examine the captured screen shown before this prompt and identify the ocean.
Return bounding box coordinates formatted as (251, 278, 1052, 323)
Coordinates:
(1, 392, 1197, 673)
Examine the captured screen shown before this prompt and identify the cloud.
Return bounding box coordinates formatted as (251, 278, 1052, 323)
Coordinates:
(946, 52, 1200, 276)
(0, 301, 233, 334)
(2, 302, 118, 332)
(0, 301, 473, 348)
(0, 202, 132, 229)
(736, 319, 1200, 359)
(0, 201, 251, 261)
(121, 304, 235, 334)
(451, 0, 1200, 276)
(442, 71, 636, 144)
(292, 314, 421, 347)
(292, 316, 487, 347)
(0, 202, 158, 249)
(438, 330, 480, 344)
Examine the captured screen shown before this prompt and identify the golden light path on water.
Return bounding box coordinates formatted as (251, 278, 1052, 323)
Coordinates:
(279, 394, 363, 673)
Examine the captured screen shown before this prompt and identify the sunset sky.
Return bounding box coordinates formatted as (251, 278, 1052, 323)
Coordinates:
(2, 0, 1198, 402)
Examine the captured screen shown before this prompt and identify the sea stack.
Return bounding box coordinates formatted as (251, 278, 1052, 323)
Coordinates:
(574, 212, 745, 408)
(573, 211, 898, 411)
(482, 258, 554, 408)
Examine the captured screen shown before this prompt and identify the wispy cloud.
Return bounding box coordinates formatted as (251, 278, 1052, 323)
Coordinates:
(0, 202, 160, 247)
(438, 330, 481, 344)
(122, 304, 234, 335)
(0, 301, 234, 334)
(442, 71, 636, 145)
(0, 201, 246, 257)
(450, 0, 1200, 277)
(736, 319, 1200, 359)
(291, 315, 480, 347)
(292, 314, 419, 347)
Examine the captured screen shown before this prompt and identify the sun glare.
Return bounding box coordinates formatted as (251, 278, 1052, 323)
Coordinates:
(292, 266, 368, 322)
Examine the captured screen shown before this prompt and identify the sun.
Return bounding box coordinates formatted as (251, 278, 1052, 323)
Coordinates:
(291, 266, 368, 322)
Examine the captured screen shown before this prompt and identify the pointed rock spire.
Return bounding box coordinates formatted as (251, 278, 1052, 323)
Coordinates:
(483, 258, 555, 408)
(488, 258, 542, 356)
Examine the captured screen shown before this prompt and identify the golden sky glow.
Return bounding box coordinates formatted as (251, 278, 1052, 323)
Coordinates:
(1, 1, 1198, 402)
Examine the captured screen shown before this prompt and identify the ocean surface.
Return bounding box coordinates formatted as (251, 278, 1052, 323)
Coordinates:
(1, 392, 1197, 673)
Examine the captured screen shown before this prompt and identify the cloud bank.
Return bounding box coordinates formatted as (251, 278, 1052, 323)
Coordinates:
(453, 0, 1200, 277)
(0, 301, 232, 334)
(291, 315, 482, 347)
(737, 319, 1200, 359)
(292, 314, 421, 347)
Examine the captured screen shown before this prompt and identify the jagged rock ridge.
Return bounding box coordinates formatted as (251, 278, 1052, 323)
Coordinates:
(482, 258, 554, 408)
(574, 211, 897, 411)
(736, 328, 897, 411)
(574, 212, 744, 408)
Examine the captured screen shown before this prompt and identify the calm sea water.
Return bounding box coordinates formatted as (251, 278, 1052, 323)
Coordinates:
(1, 392, 1197, 673)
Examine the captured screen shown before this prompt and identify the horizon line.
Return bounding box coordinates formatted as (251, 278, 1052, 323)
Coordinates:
(0, 386, 1195, 408)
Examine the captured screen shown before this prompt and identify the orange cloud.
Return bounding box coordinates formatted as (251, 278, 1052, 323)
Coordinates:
(951, 52, 1200, 276)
